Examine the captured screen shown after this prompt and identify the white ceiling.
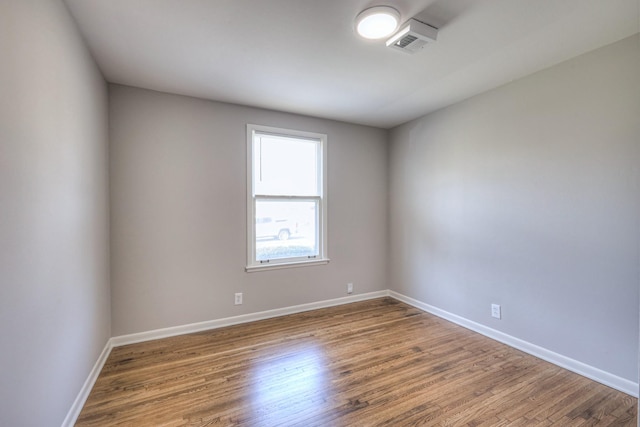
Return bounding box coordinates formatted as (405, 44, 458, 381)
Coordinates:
(64, 0, 639, 129)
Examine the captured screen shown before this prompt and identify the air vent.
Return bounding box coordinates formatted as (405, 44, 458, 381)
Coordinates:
(386, 19, 438, 54)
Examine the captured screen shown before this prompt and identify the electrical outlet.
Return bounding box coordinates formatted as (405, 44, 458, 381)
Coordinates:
(491, 303, 501, 319)
(235, 293, 243, 305)
(347, 283, 353, 294)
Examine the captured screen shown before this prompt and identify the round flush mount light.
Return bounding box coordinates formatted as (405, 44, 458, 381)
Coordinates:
(355, 6, 400, 39)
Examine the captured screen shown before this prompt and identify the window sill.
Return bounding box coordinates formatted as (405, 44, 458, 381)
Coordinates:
(245, 258, 330, 273)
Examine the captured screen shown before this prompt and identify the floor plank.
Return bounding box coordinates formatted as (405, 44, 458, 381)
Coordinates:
(76, 298, 637, 426)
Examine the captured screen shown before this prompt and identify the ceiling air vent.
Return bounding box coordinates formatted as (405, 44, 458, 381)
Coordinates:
(386, 19, 438, 54)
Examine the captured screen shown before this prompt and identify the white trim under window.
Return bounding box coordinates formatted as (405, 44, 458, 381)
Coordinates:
(246, 124, 328, 271)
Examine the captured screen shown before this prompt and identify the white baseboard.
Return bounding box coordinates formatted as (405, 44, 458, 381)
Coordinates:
(61, 339, 113, 427)
(63, 288, 637, 427)
(63, 291, 387, 426)
(389, 290, 639, 397)
(111, 290, 389, 347)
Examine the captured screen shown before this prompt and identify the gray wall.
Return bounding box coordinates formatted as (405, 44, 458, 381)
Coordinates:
(0, 1, 110, 426)
(109, 85, 388, 336)
(389, 35, 640, 382)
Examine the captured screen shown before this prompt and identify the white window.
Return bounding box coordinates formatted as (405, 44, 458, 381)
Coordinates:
(246, 124, 328, 271)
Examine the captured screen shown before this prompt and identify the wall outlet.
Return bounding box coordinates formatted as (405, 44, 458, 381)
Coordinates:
(347, 283, 353, 294)
(235, 293, 243, 305)
(491, 303, 501, 319)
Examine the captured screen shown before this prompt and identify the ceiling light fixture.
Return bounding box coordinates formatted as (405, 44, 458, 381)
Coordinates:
(355, 6, 400, 40)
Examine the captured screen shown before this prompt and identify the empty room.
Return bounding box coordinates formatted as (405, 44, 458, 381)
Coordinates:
(1, 0, 639, 426)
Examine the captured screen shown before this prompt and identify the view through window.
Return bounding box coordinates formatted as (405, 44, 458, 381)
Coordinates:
(247, 125, 327, 270)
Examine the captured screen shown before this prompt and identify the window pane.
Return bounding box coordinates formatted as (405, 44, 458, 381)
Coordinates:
(254, 134, 319, 196)
(247, 124, 327, 270)
(255, 199, 318, 261)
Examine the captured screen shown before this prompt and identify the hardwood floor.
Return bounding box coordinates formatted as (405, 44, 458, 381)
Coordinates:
(76, 298, 637, 426)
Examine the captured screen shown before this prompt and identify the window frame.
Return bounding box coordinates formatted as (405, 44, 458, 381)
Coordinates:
(246, 124, 328, 272)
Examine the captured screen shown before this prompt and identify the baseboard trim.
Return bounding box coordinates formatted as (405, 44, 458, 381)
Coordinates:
(63, 291, 388, 426)
(389, 290, 639, 397)
(111, 290, 390, 347)
(63, 288, 637, 427)
(61, 339, 113, 427)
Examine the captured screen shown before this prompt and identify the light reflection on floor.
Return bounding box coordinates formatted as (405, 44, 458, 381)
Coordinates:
(249, 342, 330, 424)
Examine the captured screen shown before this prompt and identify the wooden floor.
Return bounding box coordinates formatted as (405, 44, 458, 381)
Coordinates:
(76, 298, 637, 426)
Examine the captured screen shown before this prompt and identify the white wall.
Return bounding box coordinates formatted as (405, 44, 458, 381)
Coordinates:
(0, 1, 110, 426)
(109, 85, 388, 336)
(389, 35, 640, 382)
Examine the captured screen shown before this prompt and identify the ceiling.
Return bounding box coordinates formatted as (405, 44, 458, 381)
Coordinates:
(64, 0, 639, 129)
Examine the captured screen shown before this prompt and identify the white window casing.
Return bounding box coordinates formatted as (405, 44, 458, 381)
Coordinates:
(246, 124, 328, 271)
